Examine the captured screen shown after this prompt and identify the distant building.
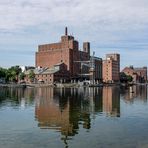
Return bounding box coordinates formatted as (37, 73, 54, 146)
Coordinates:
(134, 67, 147, 83)
(93, 57, 102, 82)
(103, 53, 120, 83)
(122, 66, 147, 83)
(122, 66, 137, 82)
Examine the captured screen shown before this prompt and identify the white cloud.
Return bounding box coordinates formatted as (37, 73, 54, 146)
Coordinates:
(0, 0, 148, 31)
(0, 0, 148, 67)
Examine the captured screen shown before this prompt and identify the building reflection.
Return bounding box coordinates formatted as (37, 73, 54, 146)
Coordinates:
(0, 87, 35, 107)
(102, 86, 120, 117)
(35, 87, 91, 136)
(34, 86, 121, 145)
(123, 85, 147, 103)
(35, 87, 71, 135)
(0, 85, 147, 147)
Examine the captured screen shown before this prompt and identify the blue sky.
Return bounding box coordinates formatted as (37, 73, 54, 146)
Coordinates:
(0, 0, 148, 69)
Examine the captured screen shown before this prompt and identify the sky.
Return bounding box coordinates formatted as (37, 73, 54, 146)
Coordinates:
(0, 0, 148, 69)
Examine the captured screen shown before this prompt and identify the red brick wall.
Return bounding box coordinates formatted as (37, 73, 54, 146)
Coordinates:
(36, 74, 54, 84)
(36, 34, 90, 78)
(103, 59, 119, 83)
(36, 49, 70, 69)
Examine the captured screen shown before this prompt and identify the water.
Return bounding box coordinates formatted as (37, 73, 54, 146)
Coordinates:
(0, 85, 148, 148)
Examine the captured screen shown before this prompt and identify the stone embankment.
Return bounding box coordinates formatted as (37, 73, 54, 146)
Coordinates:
(0, 83, 53, 88)
(1, 82, 139, 88)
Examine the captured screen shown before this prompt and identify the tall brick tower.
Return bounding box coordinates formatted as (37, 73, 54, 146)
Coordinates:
(83, 42, 90, 55)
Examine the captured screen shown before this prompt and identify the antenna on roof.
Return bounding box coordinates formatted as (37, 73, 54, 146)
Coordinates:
(65, 27, 68, 36)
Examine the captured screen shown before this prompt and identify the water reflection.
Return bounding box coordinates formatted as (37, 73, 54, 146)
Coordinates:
(0, 85, 147, 147)
(0, 87, 35, 108)
(34, 86, 120, 146)
(121, 85, 147, 103)
(35, 87, 91, 135)
(103, 86, 120, 117)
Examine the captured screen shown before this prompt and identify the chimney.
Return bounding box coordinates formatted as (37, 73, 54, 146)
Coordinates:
(65, 27, 68, 36)
(83, 42, 90, 55)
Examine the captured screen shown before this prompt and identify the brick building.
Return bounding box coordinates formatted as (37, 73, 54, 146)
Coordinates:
(24, 63, 70, 84)
(134, 67, 147, 83)
(122, 66, 147, 83)
(35, 27, 103, 83)
(103, 53, 120, 83)
(36, 27, 90, 78)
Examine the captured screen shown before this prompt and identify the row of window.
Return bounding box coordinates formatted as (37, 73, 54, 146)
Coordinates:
(39, 79, 52, 82)
(36, 74, 52, 77)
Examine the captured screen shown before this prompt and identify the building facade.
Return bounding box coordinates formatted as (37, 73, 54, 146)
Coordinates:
(36, 27, 90, 78)
(134, 67, 147, 83)
(24, 63, 70, 84)
(122, 66, 147, 83)
(94, 57, 102, 82)
(103, 53, 120, 83)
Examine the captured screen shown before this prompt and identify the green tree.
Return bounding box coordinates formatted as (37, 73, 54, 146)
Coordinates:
(120, 72, 133, 83)
(19, 72, 26, 80)
(4, 66, 22, 82)
(28, 70, 35, 82)
(9, 66, 21, 81)
(120, 72, 128, 83)
(127, 75, 133, 82)
(0, 67, 6, 78)
(6, 69, 16, 82)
